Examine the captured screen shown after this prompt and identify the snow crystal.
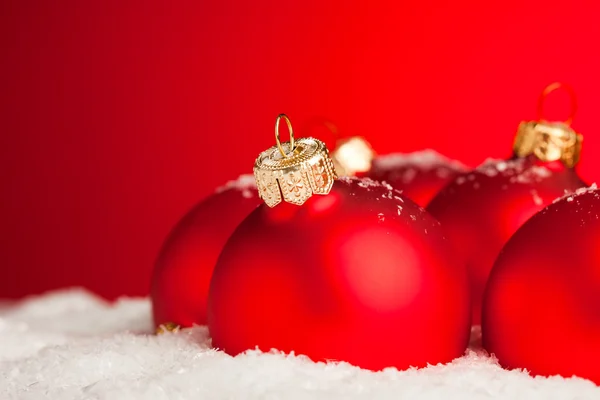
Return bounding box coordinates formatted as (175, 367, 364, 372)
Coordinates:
(377, 213, 385, 222)
(476, 158, 552, 185)
(342, 176, 385, 191)
(373, 149, 468, 172)
(215, 174, 257, 198)
(553, 183, 599, 204)
(476, 158, 505, 177)
(1, 289, 599, 399)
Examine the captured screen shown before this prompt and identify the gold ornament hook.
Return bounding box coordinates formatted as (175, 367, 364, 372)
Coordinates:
(254, 114, 337, 207)
(537, 82, 578, 125)
(275, 114, 295, 158)
(513, 82, 583, 168)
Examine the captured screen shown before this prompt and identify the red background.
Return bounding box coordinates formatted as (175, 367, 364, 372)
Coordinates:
(1, 1, 599, 299)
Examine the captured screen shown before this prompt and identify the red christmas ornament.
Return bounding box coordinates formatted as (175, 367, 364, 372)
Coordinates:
(483, 185, 600, 384)
(426, 83, 587, 325)
(364, 150, 468, 207)
(151, 175, 260, 330)
(208, 115, 470, 371)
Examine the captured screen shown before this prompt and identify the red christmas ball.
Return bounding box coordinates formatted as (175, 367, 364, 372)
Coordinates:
(427, 156, 586, 325)
(483, 185, 600, 384)
(364, 150, 468, 207)
(208, 177, 470, 371)
(151, 175, 261, 329)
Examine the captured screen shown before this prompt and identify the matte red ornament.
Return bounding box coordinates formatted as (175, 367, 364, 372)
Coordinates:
(208, 177, 471, 371)
(364, 150, 468, 207)
(483, 185, 600, 384)
(427, 83, 587, 325)
(427, 156, 586, 325)
(151, 175, 261, 329)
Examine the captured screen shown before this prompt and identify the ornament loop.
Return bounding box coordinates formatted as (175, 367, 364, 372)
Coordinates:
(537, 82, 577, 125)
(275, 114, 295, 158)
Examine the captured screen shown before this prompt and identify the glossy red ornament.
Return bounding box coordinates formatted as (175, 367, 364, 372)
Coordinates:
(364, 150, 468, 207)
(151, 175, 261, 329)
(427, 156, 586, 325)
(208, 177, 471, 371)
(483, 185, 600, 384)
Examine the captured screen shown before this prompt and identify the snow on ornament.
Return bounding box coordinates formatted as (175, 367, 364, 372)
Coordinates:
(364, 149, 469, 207)
(151, 174, 261, 330)
(483, 183, 600, 385)
(427, 82, 588, 326)
(208, 114, 471, 371)
(302, 117, 465, 207)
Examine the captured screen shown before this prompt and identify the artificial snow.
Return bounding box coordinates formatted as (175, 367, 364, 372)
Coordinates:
(215, 174, 257, 198)
(373, 150, 468, 172)
(554, 183, 599, 204)
(1, 290, 599, 399)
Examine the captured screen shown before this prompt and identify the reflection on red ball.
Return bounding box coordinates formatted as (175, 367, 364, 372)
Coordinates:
(364, 150, 467, 207)
(483, 186, 600, 384)
(427, 156, 586, 325)
(208, 177, 470, 371)
(151, 175, 260, 328)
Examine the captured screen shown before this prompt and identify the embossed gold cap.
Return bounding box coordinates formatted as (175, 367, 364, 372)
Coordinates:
(253, 114, 337, 207)
(332, 136, 375, 177)
(513, 82, 583, 168)
(303, 117, 375, 177)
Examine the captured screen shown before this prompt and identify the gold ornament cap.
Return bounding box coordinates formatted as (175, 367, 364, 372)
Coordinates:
(156, 322, 181, 335)
(332, 136, 376, 177)
(513, 82, 583, 168)
(253, 114, 337, 207)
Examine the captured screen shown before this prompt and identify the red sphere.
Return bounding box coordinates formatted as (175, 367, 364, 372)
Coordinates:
(427, 156, 586, 325)
(151, 175, 261, 328)
(364, 150, 467, 207)
(483, 185, 600, 384)
(208, 177, 470, 371)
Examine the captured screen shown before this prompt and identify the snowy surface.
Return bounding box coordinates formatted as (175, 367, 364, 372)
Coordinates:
(1, 290, 599, 399)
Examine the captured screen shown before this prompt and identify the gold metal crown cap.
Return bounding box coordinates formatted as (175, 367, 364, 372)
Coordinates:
(513, 82, 583, 168)
(332, 136, 375, 177)
(253, 114, 337, 207)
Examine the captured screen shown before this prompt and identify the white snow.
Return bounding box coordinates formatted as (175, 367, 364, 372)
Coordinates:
(215, 174, 257, 198)
(374, 150, 468, 172)
(553, 183, 599, 204)
(474, 158, 554, 185)
(0, 289, 599, 399)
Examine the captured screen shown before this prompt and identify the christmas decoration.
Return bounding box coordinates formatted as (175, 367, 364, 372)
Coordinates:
(364, 150, 468, 207)
(304, 117, 466, 206)
(483, 185, 600, 385)
(151, 175, 261, 329)
(426, 83, 587, 325)
(208, 114, 471, 371)
(303, 117, 375, 177)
